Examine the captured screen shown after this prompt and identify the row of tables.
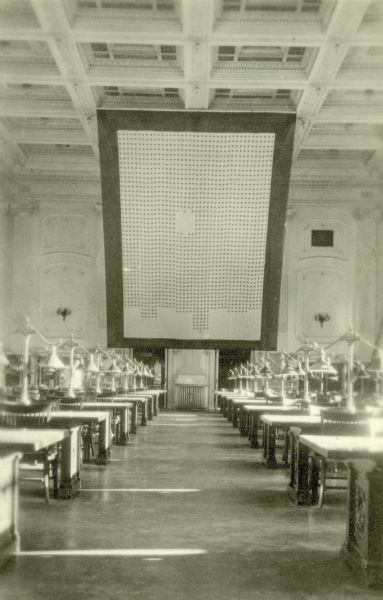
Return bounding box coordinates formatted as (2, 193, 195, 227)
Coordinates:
(0, 388, 167, 566)
(216, 389, 383, 588)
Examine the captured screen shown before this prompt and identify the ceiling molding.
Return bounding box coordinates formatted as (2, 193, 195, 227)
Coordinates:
(0, 0, 382, 193)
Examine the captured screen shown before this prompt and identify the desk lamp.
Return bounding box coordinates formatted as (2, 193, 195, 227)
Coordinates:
(278, 354, 300, 403)
(59, 334, 93, 398)
(117, 357, 132, 393)
(228, 369, 236, 391)
(0, 342, 9, 394)
(245, 361, 257, 393)
(103, 351, 122, 393)
(367, 349, 383, 395)
(353, 360, 370, 395)
(137, 361, 146, 389)
(326, 327, 362, 411)
(239, 363, 251, 392)
(249, 362, 260, 393)
(260, 356, 273, 394)
(295, 340, 320, 405)
(144, 364, 154, 388)
(309, 349, 338, 398)
(16, 316, 65, 405)
(84, 352, 99, 390)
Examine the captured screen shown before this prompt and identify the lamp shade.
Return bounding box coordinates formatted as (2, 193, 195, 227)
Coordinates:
(309, 351, 337, 375)
(260, 364, 273, 378)
(86, 353, 99, 373)
(295, 361, 306, 377)
(282, 366, 300, 380)
(367, 350, 383, 374)
(353, 361, 370, 379)
(0, 343, 9, 366)
(73, 355, 84, 370)
(46, 345, 66, 370)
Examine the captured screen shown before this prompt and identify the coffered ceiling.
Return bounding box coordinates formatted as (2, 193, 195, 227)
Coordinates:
(0, 0, 383, 205)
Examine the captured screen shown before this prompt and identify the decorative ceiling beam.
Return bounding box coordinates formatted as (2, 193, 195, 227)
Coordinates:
(0, 121, 27, 172)
(0, 28, 52, 41)
(21, 154, 98, 173)
(71, 20, 183, 44)
(302, 133, 383, 151)
(179, 0, 217, 109)
(0, 99, 77, 118)
(12, 128, 93, 145)
(3, 67, 383, 91)
(293, 0, 372, 159)
(315, 111, 383, 124)
(30, 0, 99, 157)
(0, 73, 67, 85)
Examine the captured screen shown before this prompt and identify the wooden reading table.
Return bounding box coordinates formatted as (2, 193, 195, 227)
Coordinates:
(82, 402, 134, 443)
(50, 410, 111, 464)
(128, 389, 166, 415)
(243, 404, 303, 448)
(219, 392, 256, 421)
(0, 451, 22, 565)
(290, 434, 383, 587)
(108, 395, 149, 426)
(260, 414, 321, 468)
(231, 398, 277, 433)
(126, 393, 156, 420)
(0, 426, 81, 499)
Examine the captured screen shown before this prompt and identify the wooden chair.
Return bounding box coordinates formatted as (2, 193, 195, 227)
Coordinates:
(94, 393, 121, 443)
(315, 409, 370, 507)
(0, 401, 58, 502)
(58, 394, 96, 462)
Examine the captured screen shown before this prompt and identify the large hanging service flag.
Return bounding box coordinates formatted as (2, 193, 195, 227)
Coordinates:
(98, 111, 295, 349)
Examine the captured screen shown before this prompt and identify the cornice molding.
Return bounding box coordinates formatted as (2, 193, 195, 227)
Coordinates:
(352, 207, 383, 221)
(290, 179, 381, 190)
(15, 172, 100, 185)
(8, 201, 39, 216)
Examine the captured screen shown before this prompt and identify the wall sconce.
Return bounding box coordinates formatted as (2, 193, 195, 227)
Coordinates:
(57, 307, 71, 321)
(314, 313, 330, 328)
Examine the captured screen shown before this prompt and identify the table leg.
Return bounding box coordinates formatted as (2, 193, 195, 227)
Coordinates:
(295, 441, 311, 505)
(117, 407, 129, 445)
(148, 397, 154, 420)
(239, 406, 249, 437)
(249, 414, 259, 448)
(282, 427, 290, 467)
(341, 461, 383, 588)
(141, 401, 148, 426)
(288, 431, 298, 490)
(247, 412, 252, 443)
(232, 406, 238, 428)
(153, 395, 159, 416)
(310, 455, 321, 505)
(59, 429, 81, 499)
(130, 404, 138, 434)
(238, 406, 243, 434)
(264, 424, 278, 469)
(96, 420, 109, 465)
(227, 401, 233, 423)
(221, 397, 227, 417)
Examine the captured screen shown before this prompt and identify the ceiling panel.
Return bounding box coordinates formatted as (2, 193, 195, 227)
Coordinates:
(0, 0, 382, 191)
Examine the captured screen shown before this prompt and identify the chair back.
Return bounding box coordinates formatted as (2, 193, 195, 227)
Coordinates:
(84, 389, 97, 403)
(0, 400, 52, 427)
(320, 409, 369, 436)
(59, 393, 84, 411)
(95, 392, 117, 403)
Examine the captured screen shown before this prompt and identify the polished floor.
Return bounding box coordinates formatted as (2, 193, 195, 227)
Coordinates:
(1, 411, 381, 600)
